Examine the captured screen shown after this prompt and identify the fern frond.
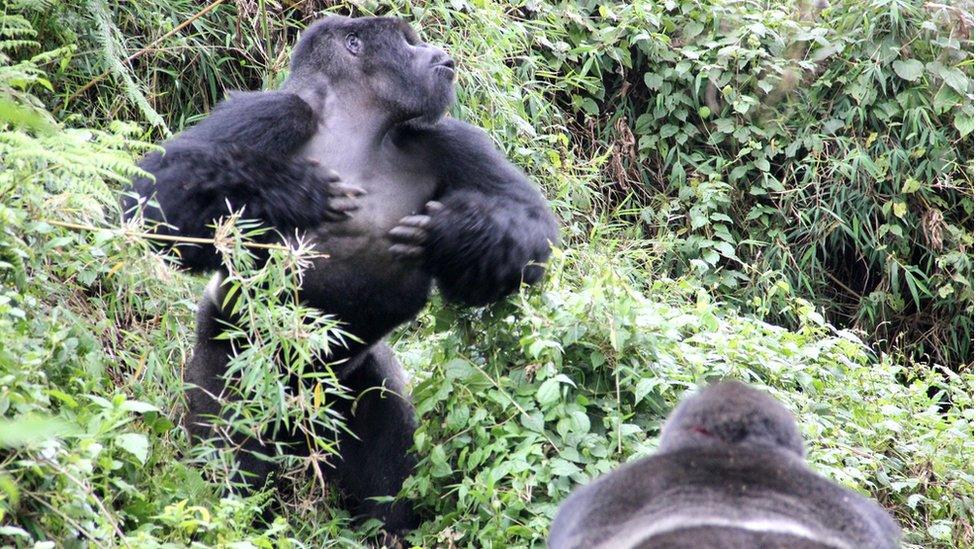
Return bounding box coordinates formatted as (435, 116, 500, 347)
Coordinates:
(86, 0, 166, 128)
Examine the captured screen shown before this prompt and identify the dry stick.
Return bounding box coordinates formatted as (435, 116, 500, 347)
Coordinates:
(60, 0, 226, 110)
(44, 219, 295, 253)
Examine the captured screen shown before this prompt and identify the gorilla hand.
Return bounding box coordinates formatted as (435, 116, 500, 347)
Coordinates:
(322, 178, 366, 222)
(387, 200, 443, 260)
(302, 161, 366, 223)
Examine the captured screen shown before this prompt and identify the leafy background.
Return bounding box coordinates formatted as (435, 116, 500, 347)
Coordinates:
(0, 0, 972, 547)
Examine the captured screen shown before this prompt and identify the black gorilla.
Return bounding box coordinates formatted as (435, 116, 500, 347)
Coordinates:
(124, 16, 557, 536)
(548, 381, 900, 549)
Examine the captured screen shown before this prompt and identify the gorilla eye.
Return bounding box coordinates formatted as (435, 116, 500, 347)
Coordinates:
(344, 33, 362, 55)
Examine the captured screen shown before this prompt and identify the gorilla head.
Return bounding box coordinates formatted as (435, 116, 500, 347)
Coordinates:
(548, 380, 900, 549)
(658, 380, 805, 457)
(287, 16, 456, 126)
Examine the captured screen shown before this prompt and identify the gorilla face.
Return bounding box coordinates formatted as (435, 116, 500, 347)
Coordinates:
(291, 16, 457, 126)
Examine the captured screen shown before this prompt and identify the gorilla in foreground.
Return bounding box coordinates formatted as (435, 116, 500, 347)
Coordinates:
(548, 381, 900, 549)
(124, 16, 557, 537)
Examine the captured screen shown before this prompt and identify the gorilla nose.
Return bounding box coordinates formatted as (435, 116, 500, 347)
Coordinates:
(432, 51, 455, 70)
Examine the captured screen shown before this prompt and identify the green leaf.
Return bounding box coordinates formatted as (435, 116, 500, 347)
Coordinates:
(900, 178, 921, 194)
(938, 66, 970, 94)
(521, 411, 544, 433)
(892, 59, 924, 82)
(714, 241, 737, 258)
(927, 521, 953, 541)
(0, 96, 56, 134)
(683, 21, 704, 39)
(954, 111, 973, 137)
(0, 416, 71, 448)
(549, 458, 580, 477)
(536, 378, 562, 406)
(714, 118, 735, 133)
(565, 410, 590, 433)
(580, 98, 599, 116)
(116, 433, 149, 465)
(121, 400, 159, 414)
(634, 378, 657, 404)
(892, 202, 908, 219)
(429, 444, 452, 477)
(644, 72, 664, 90)
(932, 86, 961, 114)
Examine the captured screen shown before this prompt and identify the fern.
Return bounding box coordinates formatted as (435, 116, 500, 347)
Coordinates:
(86, 0, 166, 129)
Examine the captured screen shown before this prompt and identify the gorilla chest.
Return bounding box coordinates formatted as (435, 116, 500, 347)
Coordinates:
(302, 140, 437, 252)
(293, 136, 437, 342)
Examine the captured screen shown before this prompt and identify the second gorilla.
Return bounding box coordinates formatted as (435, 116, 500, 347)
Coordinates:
(124, 16, 558, 536)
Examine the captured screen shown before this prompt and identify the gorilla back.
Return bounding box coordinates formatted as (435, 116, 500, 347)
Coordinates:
(548, 381, 900, 549)
(124, 15, 557, 540)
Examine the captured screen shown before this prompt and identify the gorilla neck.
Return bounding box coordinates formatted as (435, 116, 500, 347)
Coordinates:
(285, 78, 405, 159)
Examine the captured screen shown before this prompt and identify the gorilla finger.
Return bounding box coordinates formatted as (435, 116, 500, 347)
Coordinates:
(321, 210, 351, 222)
(388, 225, 427, 244)
(315, 168, 341, 183)
(329, 183, 366, 197)
(389, 244, 425, 259)
(329, 197, 360, 212)
(425, 200, 445, 214)
(397, 215, 431, 229)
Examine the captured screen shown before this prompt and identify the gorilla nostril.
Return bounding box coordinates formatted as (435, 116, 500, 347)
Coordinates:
(432, 53, 455, 69)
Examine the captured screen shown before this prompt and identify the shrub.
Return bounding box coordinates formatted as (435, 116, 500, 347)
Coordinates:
(525, 0, 974, 367)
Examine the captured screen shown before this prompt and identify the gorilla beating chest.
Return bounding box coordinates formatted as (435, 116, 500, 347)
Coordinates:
(302, 135, 438, 255)
(290, 130, 438, 343)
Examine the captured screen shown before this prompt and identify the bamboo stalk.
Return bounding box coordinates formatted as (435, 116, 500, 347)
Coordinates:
(44, 219, 298, 253)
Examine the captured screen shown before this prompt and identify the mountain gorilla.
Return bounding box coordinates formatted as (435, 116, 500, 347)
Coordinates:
(548, 381, 900, 549)
(124, 16, 557, 538)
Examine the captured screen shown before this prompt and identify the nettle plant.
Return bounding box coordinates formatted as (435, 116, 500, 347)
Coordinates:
(529, 0, 973, 366)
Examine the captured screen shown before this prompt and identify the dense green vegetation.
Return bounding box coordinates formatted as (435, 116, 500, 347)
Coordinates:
(0, 0, 972, 547)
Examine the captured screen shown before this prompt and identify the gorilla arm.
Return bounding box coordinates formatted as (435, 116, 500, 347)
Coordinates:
(123, 92, 359, 273)
(390, 119, 558, 306)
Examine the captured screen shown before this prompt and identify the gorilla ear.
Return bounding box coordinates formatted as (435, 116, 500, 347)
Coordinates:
(345, 33, 362, 55)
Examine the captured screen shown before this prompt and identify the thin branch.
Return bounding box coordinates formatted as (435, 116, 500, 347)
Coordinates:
(36, 457, 129, 546)
(43, 219, 301, 253)
(60, 0, 227, 110)
(823, 269, 864, 301)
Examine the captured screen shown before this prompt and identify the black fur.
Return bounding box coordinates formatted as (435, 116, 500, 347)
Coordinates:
(122, 92, 346, 272)
(548, 381, 900, 549)
(401, 120, 556, 306)
(124, 15, 557, 538)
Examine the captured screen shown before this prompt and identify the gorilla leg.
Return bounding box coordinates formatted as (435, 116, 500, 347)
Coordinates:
(330, 344, 419, 536)
(185, 299, 418, 533)
(183, 297, 283, 490)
